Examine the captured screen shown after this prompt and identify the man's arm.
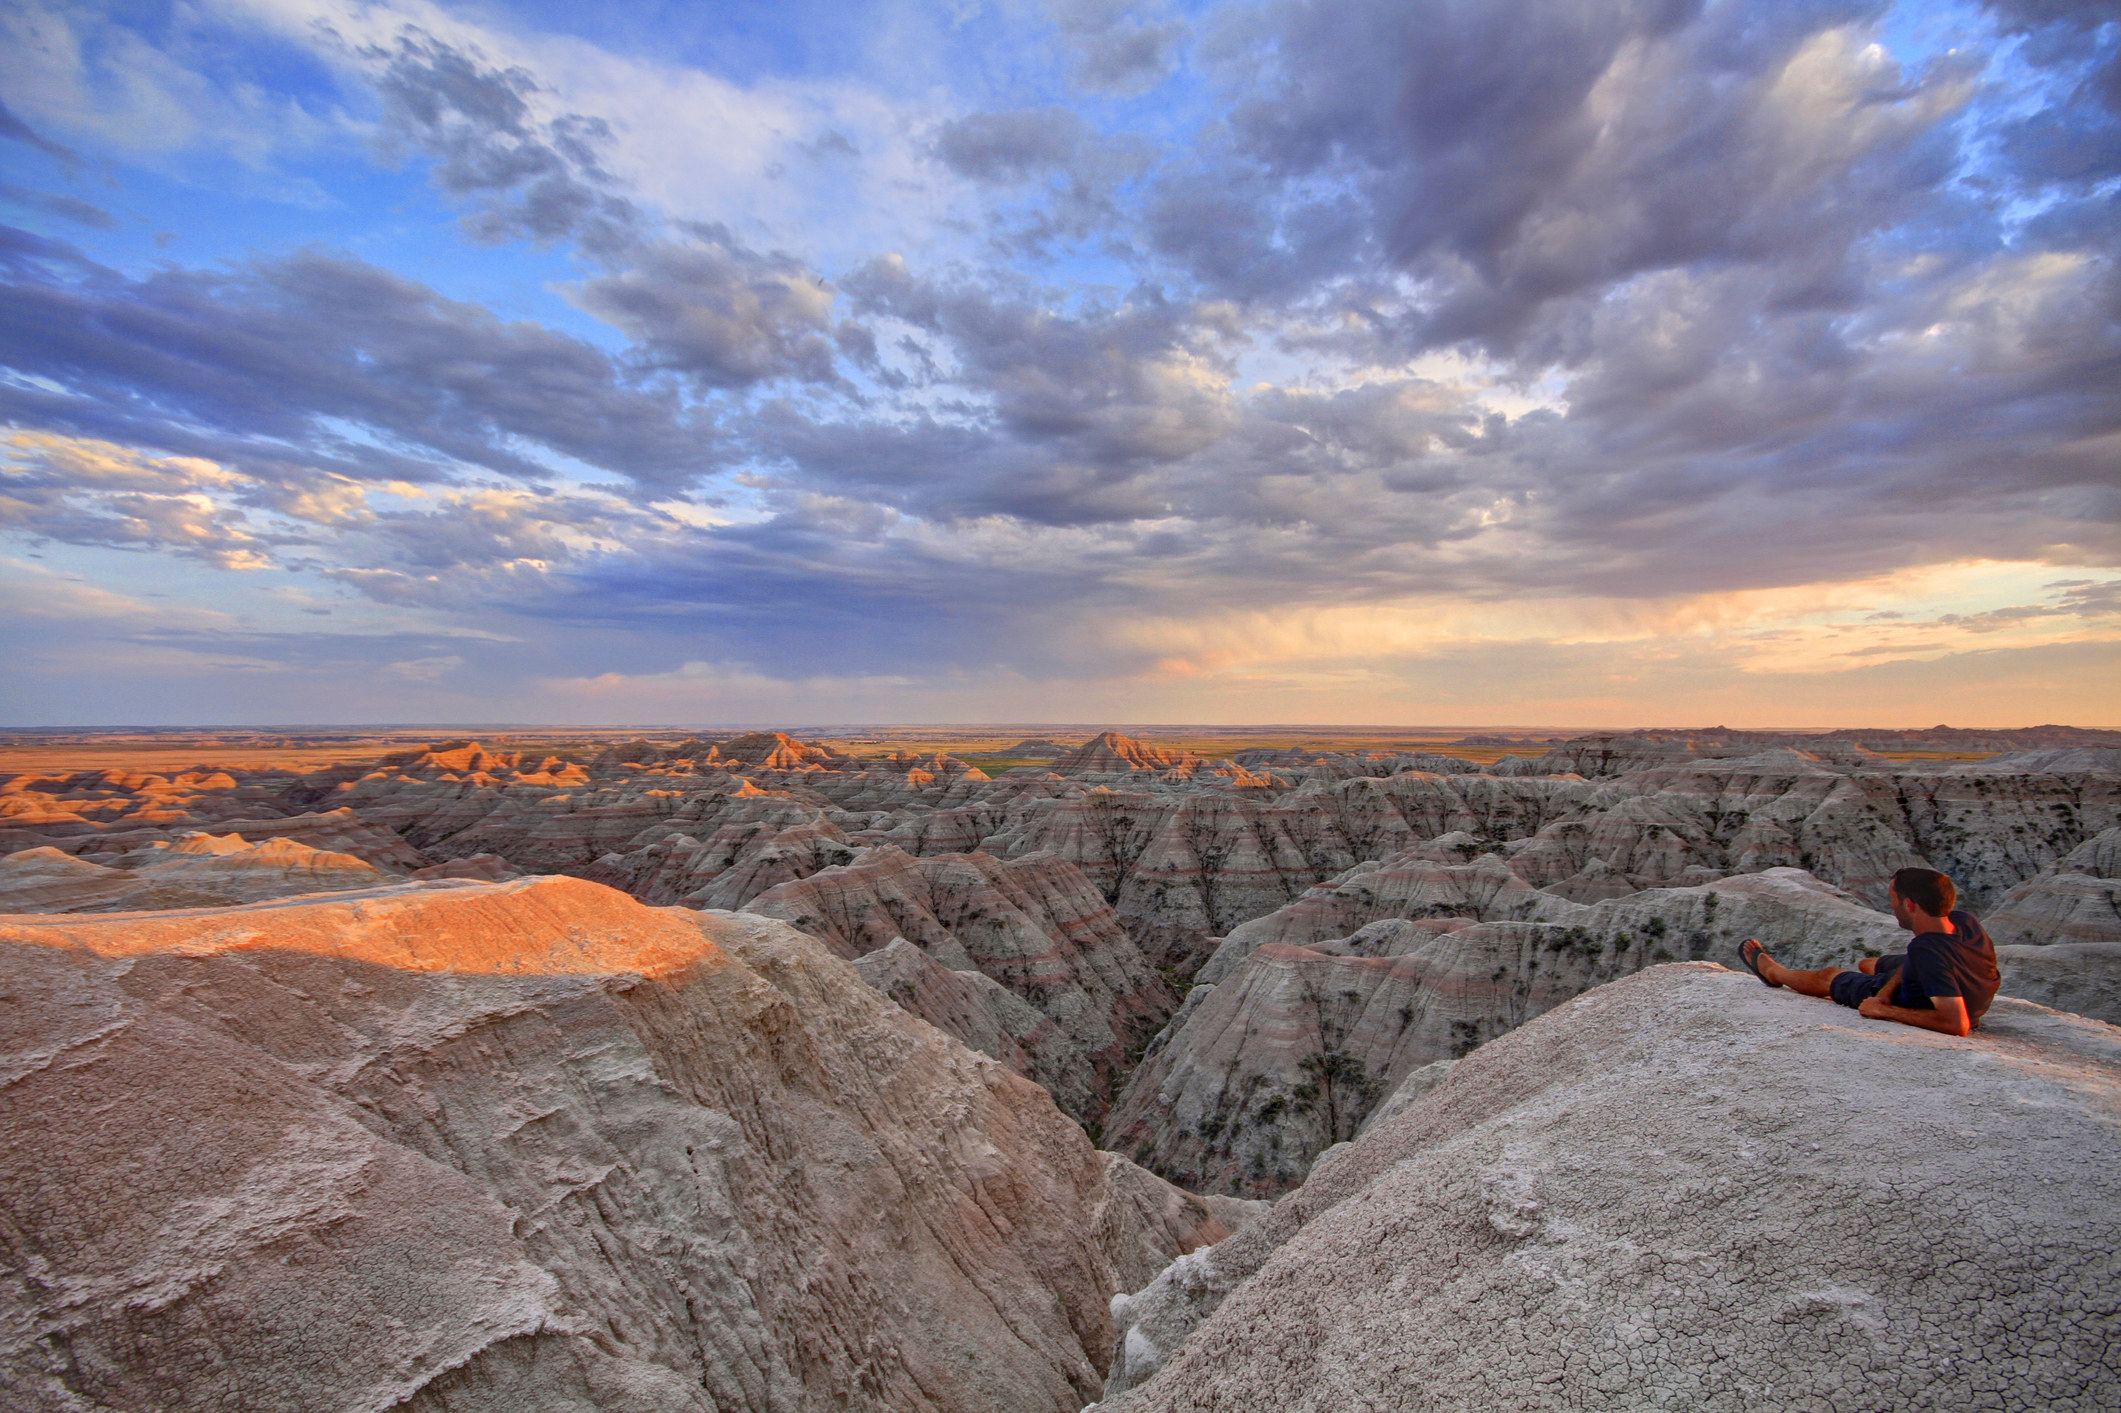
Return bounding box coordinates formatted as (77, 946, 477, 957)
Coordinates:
(1856, 991, 1972, 1036)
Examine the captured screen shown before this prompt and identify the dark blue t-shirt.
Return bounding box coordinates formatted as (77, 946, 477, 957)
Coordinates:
(1890, 911, 2001, 1023)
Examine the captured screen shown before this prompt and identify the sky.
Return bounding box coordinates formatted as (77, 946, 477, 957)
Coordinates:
(0, 0, 2117, 729)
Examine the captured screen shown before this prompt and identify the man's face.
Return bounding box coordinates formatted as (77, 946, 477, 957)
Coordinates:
(1888, 885, 1915, 930)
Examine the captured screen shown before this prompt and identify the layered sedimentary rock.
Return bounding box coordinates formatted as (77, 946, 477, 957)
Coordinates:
(1192, 836, 1553, 986)
(1097, 965, 2121, 1410)
(0, 767, 299, 852)
(1983, 746, 2121, 773)
(1092, 1154, 1269, 1295)
(1997, 943, 2121, 1024)
(0, 775, 428, 869)
(742, 847, 1175, 1120)
(1110, 869, 1904, 1194)
(10, 726, 2121, 1411)
(850, 937, 1069, 1100)
(0, 877, 1229, 1413)
(1501, 754, 2121, 908)
(974, 772, 1594, 974)
(0, 833, 392, 912)
(1987, 826, 2121, 947)
(1951, 826, 2121, 1023)
(1003, 738, 1075, 757)
(9, 734, 2121, 1195)
(1047, 733, 1208, 777)
(409, 851, 523, 882)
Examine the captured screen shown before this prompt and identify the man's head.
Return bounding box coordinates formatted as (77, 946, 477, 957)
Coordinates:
(1888, 867, 1957, 928)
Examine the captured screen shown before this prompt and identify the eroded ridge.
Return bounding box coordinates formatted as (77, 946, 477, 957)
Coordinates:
(0, 877, 1242, 1413)
(1097, 964, 2121, 1412)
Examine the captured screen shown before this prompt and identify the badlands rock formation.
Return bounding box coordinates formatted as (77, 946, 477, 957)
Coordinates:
(6, 729, 2119, 1202)
(1995, 942, 2121, 1026)
(741, 846, 1175, 1120)
(1047, 732, 1209, 777)
(1106, 868, 1907, 1193)
(0, 876, 1238, 1413)
(1097, 964, 2121, 1410)
(5, 726, 2121, 1408)
(0, 833, 391, 912)
(1988, 826, 2121, 947)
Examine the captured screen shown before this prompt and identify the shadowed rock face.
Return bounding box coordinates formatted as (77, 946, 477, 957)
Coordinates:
(1988, 826, 2121, 947)
(742, 847, 1176, 1121)
(1501, 759, 2121, 909)
(1095, 965, 2121, 1411)
(1109, 869, 1906, 1194)
(1996, 943, 2121, 1023)
(976, 774, 1596, 974)
(0, 877, 1232, 1413)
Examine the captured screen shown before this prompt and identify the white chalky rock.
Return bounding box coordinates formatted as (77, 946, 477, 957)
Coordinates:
(1101, 962, 2121, 1411)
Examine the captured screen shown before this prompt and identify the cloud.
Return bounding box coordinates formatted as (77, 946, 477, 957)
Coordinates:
(0, 95, 80, 166)
(386, 653, 462, 681)
(2, 433, 274, 570)
(1049, 0, 1186, 97)
(1189, 1, 1982, 354)
(571, 228, 841, 388)
(2, 0, 2118, 728)
(0, 183, 116, 229)
(933, 109, 1092, 185)
(0, 228, 722, 493)
(363, 28, 643, 256)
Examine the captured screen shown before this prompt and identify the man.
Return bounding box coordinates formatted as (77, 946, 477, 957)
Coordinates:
(1738, 867, 2000, 1037)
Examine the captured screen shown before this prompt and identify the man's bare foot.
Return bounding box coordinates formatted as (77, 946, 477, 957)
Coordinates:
(1739, 938, 1782, 987)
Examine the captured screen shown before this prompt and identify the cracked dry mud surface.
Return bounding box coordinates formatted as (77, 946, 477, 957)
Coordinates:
(1097, 965, 2121, 1412)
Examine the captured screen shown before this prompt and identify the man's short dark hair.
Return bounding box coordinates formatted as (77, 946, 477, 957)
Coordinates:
(1891, 867, 1956, 917)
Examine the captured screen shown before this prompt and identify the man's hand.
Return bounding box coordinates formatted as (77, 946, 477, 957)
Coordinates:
(1857, 993, 1972, 1037)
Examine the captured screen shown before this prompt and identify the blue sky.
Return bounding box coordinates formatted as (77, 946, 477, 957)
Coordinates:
(1, 0, 2117, 727)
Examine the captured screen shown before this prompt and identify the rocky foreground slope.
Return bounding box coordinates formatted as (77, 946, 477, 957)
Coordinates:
(1096, 964, 2121, 1411)
(0, 877, 1251, 1413)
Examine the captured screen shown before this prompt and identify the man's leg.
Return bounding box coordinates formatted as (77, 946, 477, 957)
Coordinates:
(1756, 953, 1842, 997)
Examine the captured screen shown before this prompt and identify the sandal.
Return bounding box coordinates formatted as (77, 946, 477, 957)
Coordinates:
(1739, 938, 1782, 988)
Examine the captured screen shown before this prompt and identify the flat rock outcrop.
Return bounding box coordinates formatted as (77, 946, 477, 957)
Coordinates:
(0, 877, 1224, 1413)
(743, 847, 1175, 1120)
(1097, 964, 2121, 1410)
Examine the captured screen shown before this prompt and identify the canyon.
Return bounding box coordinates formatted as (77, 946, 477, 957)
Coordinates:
(3, 725, 2118, 1409)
